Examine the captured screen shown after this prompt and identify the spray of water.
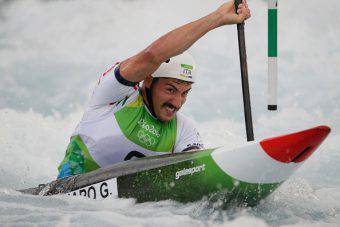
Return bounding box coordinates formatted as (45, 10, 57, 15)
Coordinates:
(0, 0, 339, 225)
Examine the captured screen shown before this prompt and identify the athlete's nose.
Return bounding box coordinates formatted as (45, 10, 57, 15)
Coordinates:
(171, 94, 183, 110)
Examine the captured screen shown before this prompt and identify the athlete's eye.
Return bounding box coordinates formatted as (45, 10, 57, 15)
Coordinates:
(166, 87, 175, 94)
(183, 90, 190, 97)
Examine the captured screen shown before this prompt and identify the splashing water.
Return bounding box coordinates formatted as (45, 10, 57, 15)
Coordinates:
(1, 0, 339, 226)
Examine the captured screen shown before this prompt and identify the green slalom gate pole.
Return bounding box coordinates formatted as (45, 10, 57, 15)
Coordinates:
(234, 0, 254, 142)
(268, 0, 278, 111)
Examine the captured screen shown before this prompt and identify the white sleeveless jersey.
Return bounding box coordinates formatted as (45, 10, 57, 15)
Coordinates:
(72, 64, 204, 168)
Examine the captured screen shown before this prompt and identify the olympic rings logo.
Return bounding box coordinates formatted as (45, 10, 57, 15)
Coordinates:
(138, 119, 160, 138)
(137, 130, 156, 147)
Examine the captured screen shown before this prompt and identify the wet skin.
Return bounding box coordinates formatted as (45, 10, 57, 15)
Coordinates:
(143, 77, 192, 122)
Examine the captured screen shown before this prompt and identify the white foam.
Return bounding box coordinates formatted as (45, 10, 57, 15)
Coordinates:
(0, 0, 339, 226)
(0, 108, 82, 187)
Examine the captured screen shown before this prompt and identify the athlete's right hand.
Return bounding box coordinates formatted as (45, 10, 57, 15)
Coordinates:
(215, 0, 251, 25)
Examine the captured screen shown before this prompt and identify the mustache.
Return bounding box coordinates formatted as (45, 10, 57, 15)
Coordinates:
(162, 102, 179, 111)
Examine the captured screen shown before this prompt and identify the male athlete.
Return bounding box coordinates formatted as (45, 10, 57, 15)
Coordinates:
(57, 0, 251, 178)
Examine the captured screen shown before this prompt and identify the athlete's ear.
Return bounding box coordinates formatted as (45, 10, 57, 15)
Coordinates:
(144, 75, 153, 88)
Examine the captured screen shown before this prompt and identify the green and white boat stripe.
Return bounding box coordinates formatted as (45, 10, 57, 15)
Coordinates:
(115, 148, 280, 204)
(268, 0, 278, 109)
(69, 144, 289, 204)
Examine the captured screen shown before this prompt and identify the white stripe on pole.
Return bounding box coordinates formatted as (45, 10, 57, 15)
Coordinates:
(268, 57, 278, 107)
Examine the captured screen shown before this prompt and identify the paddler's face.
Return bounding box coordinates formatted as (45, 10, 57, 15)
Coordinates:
(147, 77, 192, 122)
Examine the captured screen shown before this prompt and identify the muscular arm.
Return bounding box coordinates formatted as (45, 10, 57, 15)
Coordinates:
(119, 0, 251, 83)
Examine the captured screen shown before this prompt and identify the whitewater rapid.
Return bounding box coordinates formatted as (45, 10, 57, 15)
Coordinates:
(1, 0, 339, 226)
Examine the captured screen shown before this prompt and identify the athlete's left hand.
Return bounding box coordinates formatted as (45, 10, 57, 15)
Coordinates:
(215, 0, 251, 26)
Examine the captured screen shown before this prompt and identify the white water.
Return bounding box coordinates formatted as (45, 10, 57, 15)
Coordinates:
(1, 0, 339, 226)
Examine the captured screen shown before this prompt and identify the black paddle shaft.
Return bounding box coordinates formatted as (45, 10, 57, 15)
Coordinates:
(234, 0, 254, 141)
